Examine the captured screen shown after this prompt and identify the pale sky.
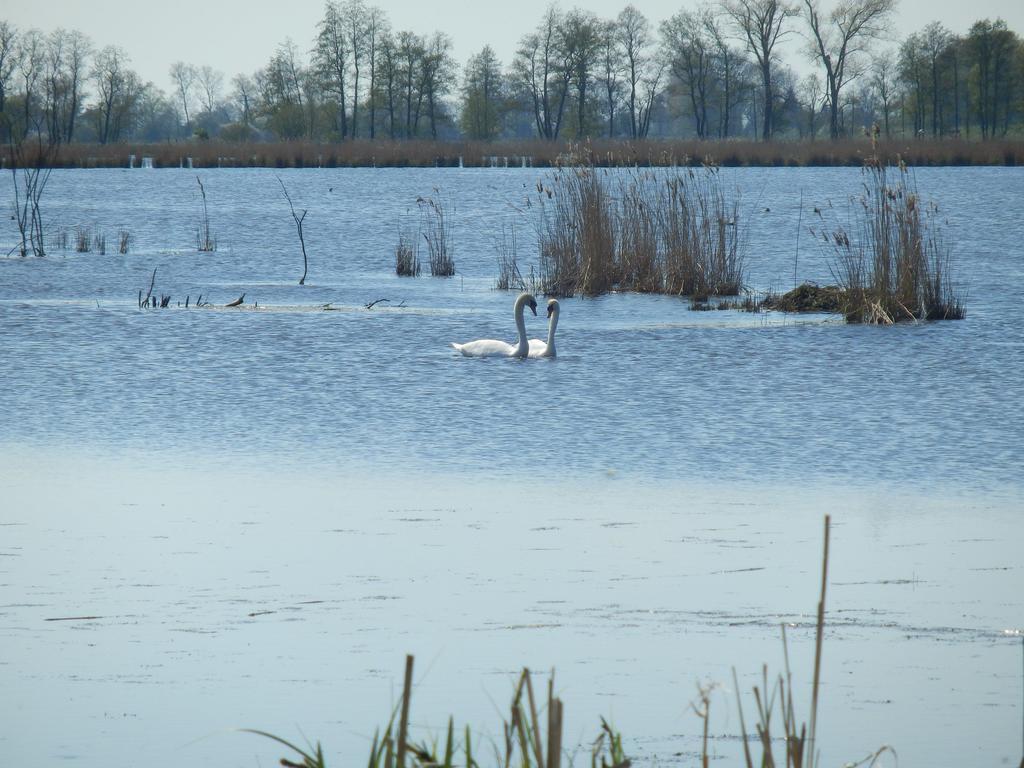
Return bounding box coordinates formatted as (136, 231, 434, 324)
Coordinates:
(5, 0, 1023, 96)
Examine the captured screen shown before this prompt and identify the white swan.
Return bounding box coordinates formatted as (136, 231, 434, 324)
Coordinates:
(451, 292, 538, 358)
(528, 299, 559, 358)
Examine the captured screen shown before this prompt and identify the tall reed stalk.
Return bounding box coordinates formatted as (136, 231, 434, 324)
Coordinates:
(195, 176, 217, 252)
(418, 190, 455, 277)
(732, 515, 833, 768)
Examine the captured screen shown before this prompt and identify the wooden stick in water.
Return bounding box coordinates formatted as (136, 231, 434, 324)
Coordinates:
(807, 515, 831, 768)
(396, 654, 414, 768)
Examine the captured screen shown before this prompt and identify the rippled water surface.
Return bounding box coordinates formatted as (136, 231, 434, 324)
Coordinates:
(1, 166, 1021, 767)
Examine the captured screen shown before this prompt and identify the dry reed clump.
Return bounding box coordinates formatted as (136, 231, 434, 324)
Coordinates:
(394, 227, 421, 277)
(536, 155, 743, 299)
(74, 226, 91, 253)
(118, 229, 132, 254)
(417, 190, 455, 277)
(494, 224, 540, 292)
(822, 156, 964, 323)
(50, 228, 69, 251)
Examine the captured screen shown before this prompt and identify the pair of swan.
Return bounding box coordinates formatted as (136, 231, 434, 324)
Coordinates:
(451, 293, 560, 358)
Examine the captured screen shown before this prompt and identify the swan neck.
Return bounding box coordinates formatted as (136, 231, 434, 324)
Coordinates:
(547, 308, 559, 349)
(514, 298, 528, 356)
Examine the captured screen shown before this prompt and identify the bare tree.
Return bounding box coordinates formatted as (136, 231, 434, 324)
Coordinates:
(8, 129, 57, 257)
(258, 39, 309, 138)
(0, 21, 18, 141)
(277, 177, 309, 285)
(420, 32, 456, 138)
(637, 58, 665, 137)
(42, 29, 67, 141)
(196, 65, 223, 114)
(365, 5, 387, 139)
(898, 32, 925, 135)
(94, 46, 131, 143)
(706, 11, 746, 138)
(396, 30, 424, 137)
(802, 0, 896, 139)
(617, 4, 653, 139)
(722, 0, 797, 141)
(460, 45, 505, 139)
(597, 21, 623, 137)
(376, 30, 398, 138)
(898, 22, 951, 138)
(662, 8, 716, 138)
(231, 73, 255, 127)
(800, 72, 824, 136)
(561, 9, 602, 138)
(61, 30, 90, 142)
(965, 19, 1016, 139)
(169, 61, 196, 132)
(869, 51, 896, 136)
(514, 6, 571, 140)
(345, 0, 370, 137)
(17, 29, 45, 132)
(108, 69, 142, 142)
(315, 1, 350, 138)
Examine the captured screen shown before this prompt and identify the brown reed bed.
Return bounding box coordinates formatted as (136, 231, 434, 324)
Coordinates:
(535, 158, 743, 299)
(6, 137, 1021, 170)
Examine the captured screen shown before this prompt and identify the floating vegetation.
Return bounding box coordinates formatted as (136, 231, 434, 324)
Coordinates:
(763, 283, 845, 313)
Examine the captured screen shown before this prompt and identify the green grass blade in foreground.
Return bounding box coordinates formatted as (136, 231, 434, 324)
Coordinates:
(240, 728, 326, 768)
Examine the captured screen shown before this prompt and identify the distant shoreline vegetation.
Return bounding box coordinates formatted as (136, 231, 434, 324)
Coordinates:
(1, 7, 1022, 158)
(4, 137, 1023, 169)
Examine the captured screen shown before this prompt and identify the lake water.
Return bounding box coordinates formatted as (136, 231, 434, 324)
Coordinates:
(0, 165, 1021, 767)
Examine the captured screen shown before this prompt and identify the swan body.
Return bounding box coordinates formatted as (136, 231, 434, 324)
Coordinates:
(528, 299, 559, 358)
(452, 293, 537, 358)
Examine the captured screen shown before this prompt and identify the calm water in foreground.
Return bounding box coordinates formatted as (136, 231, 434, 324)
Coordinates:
(0, 166, 1022, 767)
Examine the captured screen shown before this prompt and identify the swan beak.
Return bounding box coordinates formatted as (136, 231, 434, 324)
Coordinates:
(530, 303, 537, 316)
(547, 306, 553, 318)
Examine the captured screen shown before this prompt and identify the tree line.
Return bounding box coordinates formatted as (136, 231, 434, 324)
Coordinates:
(1, 0, 1021, 148)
